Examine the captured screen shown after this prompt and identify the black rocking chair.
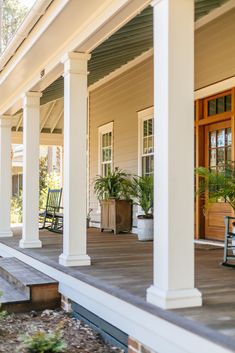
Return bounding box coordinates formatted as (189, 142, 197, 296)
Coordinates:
(39, 188, 63, 231)
(222, 216, 235, 267)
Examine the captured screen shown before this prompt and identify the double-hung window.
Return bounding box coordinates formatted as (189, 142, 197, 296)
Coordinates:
(98, 122, 113, 177)
(138, 107, 154, 176)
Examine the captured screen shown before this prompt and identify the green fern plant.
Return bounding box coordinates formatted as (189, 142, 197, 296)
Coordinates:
(195, 163, 235, 211)
(130, 175, 153, 217)
(94, 167, 132, 200)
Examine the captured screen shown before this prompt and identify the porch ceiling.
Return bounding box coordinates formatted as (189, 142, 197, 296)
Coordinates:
(40, 0, 230, 107)
(12, 0, 230, 132)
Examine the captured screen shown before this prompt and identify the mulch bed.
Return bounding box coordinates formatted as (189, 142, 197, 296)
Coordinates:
(0, 309, 124, 353)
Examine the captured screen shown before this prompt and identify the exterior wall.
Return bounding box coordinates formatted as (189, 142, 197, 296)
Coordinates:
(195, 8, 235, 90)
(89, 57, 153, 225)
(128, 337, 157, 353)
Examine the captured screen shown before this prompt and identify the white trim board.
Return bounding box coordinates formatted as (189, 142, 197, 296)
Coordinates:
(194, 76, 235, 100)
(0, 242, 233, 353)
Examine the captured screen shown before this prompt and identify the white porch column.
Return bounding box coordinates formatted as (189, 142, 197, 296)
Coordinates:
(146, 0, 202, 309)
(20, 92, 42, 248)
(0, 116, 13, 237)
(59, 52, 91, 267)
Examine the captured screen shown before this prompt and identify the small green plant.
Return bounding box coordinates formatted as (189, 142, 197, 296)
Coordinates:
(18, 328, 67, 353)
(11, 190, 23, 223)
(130, 175, 153, 218)
(0, 291, 8, 322)
(195, 163, 235, 211)
(94, 167, 132, 200)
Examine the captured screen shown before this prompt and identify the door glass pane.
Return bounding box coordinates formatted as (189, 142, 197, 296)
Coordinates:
(217, 97, 225, 114)
(226, 128, 232, 146)
(210, 131, 216, 148)
(217, 148, 225, 165)
(227, 146, 231, 163)
(209, 149, 217, 167)
(225, 95, 232, 112)
(208, 99, 216, 116)
(217, 129, 225, 147)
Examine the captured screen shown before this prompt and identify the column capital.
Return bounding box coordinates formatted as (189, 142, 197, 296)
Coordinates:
(22, 91, 42, 108)
(62, 52, 91, 76)
(151, 0, 163, 7)
(0, 115, 12, 128)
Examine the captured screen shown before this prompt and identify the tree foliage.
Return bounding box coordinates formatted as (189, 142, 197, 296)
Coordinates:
(11, 156, 61, 223)
(0, 0, 28, 52)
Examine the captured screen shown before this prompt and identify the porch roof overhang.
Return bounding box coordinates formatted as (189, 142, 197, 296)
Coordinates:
(0, 0, 232, 124)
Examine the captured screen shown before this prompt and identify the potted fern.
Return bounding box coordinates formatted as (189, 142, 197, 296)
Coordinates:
(94, 168, 132, 234)
(131, 175, 153, 241)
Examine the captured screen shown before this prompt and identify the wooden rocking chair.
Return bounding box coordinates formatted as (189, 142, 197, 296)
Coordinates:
(222, 216, 235, 267)
(39, 188, 62, 231)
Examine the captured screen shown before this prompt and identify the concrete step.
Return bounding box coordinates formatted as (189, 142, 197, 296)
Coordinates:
(0, 257, 61, 312)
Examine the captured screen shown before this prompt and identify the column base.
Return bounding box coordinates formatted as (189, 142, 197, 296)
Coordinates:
(59, 253, 91, 267)
(0, 230, 13, 237)
(146, 285, 202, 309)
(19, 239, 42, 248)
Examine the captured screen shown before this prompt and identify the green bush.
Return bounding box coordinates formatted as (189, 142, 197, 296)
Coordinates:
(19, 329, 67, 353)
(11, 157, 61, 224)
(11, 190, 23, 223)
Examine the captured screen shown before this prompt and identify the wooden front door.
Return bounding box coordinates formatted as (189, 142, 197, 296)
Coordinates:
(205, 121, 233, 240)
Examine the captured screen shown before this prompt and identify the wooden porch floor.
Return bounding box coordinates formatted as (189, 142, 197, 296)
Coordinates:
(1, 227, 235, 345)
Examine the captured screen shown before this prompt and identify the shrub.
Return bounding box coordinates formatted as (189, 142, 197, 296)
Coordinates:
(11, 157, 61, 224)
(18, 329, 67, 353)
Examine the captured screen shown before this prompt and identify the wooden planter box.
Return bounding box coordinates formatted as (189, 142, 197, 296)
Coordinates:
(100, 199, 132, 234)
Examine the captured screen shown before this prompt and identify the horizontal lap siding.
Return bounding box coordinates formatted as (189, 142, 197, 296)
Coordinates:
(195, 8, 235, 90)
(89, 58, 153, 225)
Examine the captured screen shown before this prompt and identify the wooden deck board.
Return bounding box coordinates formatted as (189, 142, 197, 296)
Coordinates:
(2, 227, 235, 342)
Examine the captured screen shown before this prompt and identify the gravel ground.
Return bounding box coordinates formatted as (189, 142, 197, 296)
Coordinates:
(0, 309, 124, 353)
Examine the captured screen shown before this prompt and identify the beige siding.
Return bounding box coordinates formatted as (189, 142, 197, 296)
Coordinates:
(195, 8, 235, 90)
(89, 57, 153, 224)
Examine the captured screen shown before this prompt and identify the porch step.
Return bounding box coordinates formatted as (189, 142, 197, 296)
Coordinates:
(0, 257, 61, 312)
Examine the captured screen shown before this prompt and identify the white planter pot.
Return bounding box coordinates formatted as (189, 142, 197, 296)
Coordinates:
(137, 218, 153, 241)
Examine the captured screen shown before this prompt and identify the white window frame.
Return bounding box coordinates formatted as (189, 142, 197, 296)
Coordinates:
(138, 107, 154, 176)
(98, 121, 114, 177)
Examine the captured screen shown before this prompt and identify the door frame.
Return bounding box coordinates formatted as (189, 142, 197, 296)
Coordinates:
(195, 87, 235, 240)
